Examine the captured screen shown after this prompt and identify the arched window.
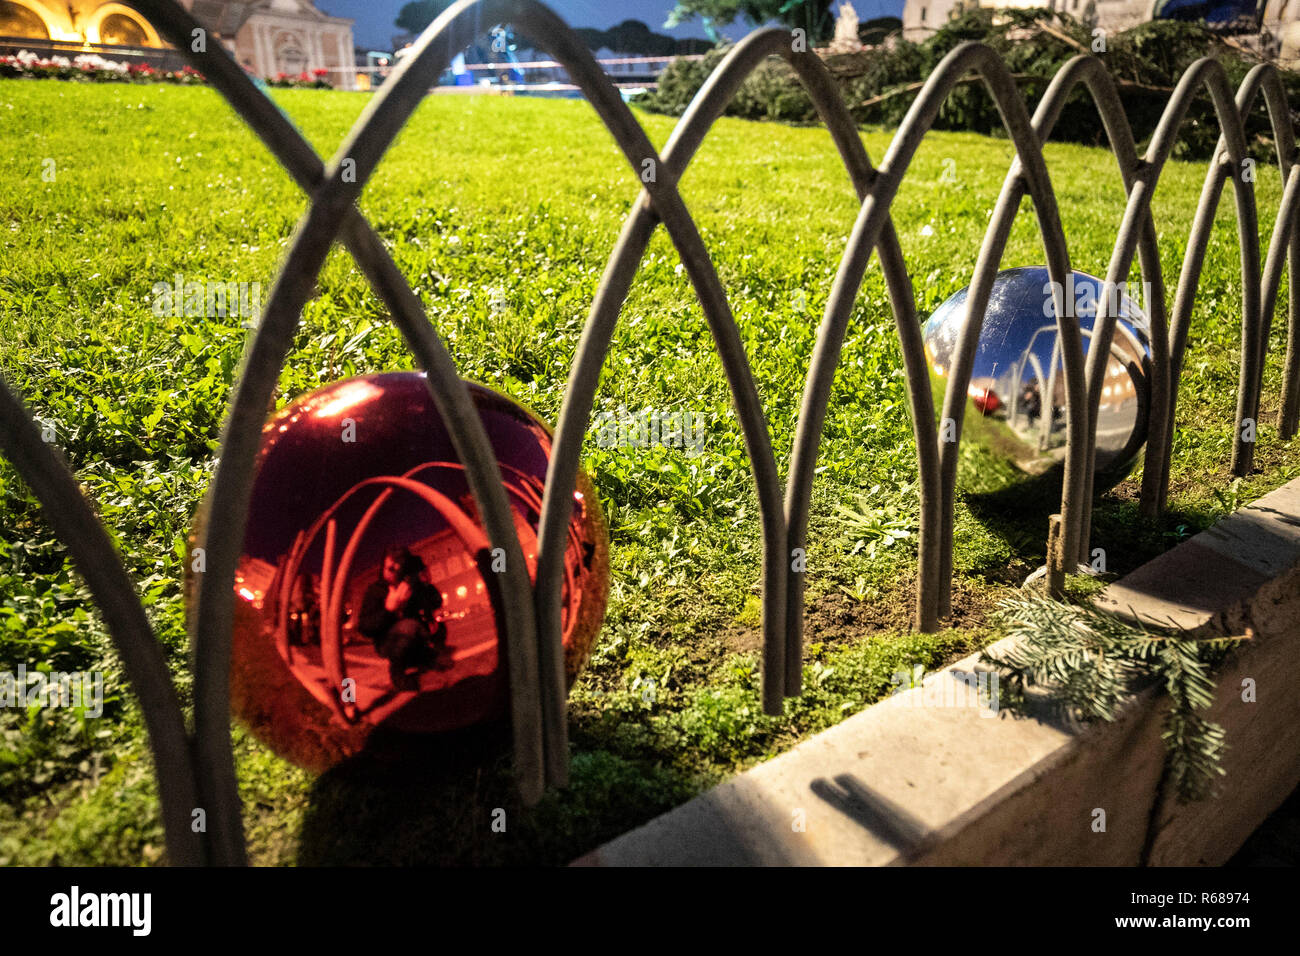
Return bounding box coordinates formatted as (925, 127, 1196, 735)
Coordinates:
(0, 0, 51, 39)
(88, 5, 162, 48)
(99, 12, 147, 46)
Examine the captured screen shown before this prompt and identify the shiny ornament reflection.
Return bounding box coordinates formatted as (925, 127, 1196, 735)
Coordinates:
(192, 372, 608, 770)
(923, 267, 1152, 491)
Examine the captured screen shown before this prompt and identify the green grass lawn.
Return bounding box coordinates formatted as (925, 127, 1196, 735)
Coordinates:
(1, 80, 1297, 865)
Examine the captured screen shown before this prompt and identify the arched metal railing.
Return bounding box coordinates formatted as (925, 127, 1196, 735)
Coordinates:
(0, 0, 1295, 864)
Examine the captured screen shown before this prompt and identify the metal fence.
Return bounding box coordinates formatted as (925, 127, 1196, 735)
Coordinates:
(0, 0, 1296, 865)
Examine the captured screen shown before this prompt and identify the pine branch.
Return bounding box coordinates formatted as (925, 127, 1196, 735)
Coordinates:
(983, 595, 1242, 804)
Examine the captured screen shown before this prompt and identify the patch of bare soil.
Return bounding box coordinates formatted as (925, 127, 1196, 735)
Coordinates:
(1107, 476, 1142, 503)
(718, 574, 999, 656)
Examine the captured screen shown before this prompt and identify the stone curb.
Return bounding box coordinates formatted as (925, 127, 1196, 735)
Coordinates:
(575, 477, 1300, 866)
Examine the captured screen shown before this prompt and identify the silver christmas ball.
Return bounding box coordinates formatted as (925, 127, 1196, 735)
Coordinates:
(922, 267, 1151, 493)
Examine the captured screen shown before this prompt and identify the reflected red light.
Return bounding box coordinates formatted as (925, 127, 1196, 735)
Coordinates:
(191, 372, 609, 771)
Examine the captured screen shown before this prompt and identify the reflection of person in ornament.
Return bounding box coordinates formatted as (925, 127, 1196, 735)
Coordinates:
(1021, 380, 1042, 428)
(358, 546, 450, 692)
(289, 572, 321, 647)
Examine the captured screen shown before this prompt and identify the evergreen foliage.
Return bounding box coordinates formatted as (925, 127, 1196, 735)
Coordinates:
(638, 9, 1300, 160)
(985, 595, 1240, 803)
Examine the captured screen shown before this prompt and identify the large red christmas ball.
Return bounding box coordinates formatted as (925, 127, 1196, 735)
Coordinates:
(191, 372, 608, 770)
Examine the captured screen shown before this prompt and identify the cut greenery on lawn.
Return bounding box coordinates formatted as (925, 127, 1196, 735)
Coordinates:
(1, 81, 1297, 864)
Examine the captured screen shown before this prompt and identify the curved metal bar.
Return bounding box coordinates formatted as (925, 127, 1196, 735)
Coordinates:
(787, 42, 1082, 618)
(1149, 59, 1268, 509)
(125, 0, 548, 847)
(1075, 58, 1259, 560)
(0, 379, 203, 865)
(1029, 56, 1170, 523)
(1159, 64, 1300, 509)
(159, 0, 784, 817)
(1274, 164, 1300, 437)
(455, 0, 784, 756)
(779, 40, 940, 664)
(537, 33, 789, 710)
(1246, 68, 1300, 440)
(932, 57, 1082, 607)
(184, 1, 542, 860)
(522, 27, 793, 712)
(536, 27, 940, 724)
(513, 3, 789, 721)
(1243, 67, 1300, 430)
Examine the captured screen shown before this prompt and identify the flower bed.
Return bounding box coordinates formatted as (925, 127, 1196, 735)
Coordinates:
(0, 50, 205, 83)
(269, 69, 332, 89)
(0, 52, 334, 87)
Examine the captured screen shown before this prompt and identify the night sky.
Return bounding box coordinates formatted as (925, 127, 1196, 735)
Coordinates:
(314, 0, 904, 52)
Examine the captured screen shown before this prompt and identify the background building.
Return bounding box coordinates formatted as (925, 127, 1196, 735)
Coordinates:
(185, 0, 355, 87)
(0, 0, 356, 88)
(900, 0, 1287, 40)
(901, 0, 1141, 39)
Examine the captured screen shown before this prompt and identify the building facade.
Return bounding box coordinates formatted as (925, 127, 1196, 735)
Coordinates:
(904, 0, 1300, 64)
(901, 0, 1158, 40)
(0, 0, 356, 88)
(1261, 0, 1300, 61)
(901, 0, 1300, 62)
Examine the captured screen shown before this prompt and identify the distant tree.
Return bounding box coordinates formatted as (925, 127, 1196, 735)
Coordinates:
(575, 27, 609, 50)
(666, 1, 835, 43)
(674, 37, 716, 54)
(395, 0, 451, 36)
(606, 19, 678, 54)
(574, 19, 712, 55)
